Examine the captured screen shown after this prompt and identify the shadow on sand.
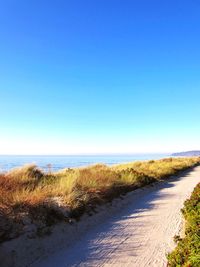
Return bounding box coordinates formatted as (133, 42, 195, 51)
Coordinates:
(31, 169, 195, 267)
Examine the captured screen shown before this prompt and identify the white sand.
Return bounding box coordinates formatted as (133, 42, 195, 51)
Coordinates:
(1, 166, 200, 267)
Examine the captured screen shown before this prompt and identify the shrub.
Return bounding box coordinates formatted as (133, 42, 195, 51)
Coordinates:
(167, 183, 200, 267)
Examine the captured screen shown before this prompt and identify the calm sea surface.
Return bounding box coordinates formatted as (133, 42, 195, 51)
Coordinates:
(0, 154, 169, 172)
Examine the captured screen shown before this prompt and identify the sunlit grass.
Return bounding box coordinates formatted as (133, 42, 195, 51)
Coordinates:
(0, 157, 199, 227)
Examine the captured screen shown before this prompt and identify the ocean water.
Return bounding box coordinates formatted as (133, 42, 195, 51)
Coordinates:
(0, 154, 169, 172)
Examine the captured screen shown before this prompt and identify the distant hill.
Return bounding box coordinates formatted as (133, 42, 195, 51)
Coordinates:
(171, 150, 200, 157)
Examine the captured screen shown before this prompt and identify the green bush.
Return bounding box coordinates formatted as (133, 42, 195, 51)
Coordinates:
(168, 183, 200, 267)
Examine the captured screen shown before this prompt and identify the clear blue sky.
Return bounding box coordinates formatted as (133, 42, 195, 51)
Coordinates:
(0, 0, 200, 154)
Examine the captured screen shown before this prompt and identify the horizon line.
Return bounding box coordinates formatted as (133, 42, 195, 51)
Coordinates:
(0, 152, 171, 156)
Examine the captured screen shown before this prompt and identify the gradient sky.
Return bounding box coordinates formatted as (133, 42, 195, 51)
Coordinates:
(0, 0, 200, 154)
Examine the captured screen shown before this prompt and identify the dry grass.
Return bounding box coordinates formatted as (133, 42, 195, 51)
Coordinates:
(0, 157, 200, 237)
(113, 157, 200, 180)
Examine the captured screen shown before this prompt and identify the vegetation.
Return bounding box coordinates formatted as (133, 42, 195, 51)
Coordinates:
(0, 157, 200, 242)
(168, 182, 200, 267)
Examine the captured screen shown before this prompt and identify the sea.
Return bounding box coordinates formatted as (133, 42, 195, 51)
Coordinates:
(0, 154, 169, 172)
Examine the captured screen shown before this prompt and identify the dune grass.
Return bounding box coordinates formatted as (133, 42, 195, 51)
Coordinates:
(0, 157, 200, 241)
(167, 182, 200, 267)
(1, 157, 200, 210)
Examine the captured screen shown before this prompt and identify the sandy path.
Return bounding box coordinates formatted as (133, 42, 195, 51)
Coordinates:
(32, 166, 200, 267)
